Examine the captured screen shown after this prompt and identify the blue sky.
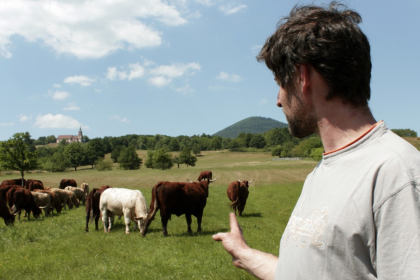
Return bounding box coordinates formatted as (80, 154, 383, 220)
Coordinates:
(1, 0, 419, 141)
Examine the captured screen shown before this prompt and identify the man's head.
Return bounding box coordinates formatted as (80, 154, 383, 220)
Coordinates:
(257, 1, 371, 107)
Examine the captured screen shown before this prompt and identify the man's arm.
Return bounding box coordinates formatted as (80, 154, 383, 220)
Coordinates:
(212, 213, 278, 280)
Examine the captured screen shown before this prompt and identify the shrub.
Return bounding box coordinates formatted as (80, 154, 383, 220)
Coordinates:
(96, 158, 113, 171)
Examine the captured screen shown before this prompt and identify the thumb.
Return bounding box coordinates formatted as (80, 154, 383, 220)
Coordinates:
(212, 232, 226, 241)
(229, 212, 241, 233)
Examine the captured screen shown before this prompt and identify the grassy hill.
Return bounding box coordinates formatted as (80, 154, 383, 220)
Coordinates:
(213, 116, 288, 138)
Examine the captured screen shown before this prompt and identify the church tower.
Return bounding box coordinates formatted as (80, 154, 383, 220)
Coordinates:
(78, 127, 83, 143)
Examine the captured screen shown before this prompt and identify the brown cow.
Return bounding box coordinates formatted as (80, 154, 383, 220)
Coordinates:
(0, 184, 20, 202)
(7, 188, 43, 220)
(26, 179, 44, 191)
(0, 197, 15, 226)
(85, 186, 112, 232)
(1, 179, 26, 188)
(59, 179, 77, 189)
(143, 178, 218, 236)
(227, 179, 254, 216)
(197, 171, 212, 182)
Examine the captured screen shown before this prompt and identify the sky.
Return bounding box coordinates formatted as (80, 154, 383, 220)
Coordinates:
(1, 0, 419, 141)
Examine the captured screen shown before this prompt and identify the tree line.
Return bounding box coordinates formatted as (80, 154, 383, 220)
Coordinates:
(1, 127, 417, 178)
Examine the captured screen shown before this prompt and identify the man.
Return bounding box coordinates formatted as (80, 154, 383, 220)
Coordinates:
(212, 2, 420, 279)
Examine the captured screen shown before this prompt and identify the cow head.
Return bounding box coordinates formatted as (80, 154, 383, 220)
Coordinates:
(135, 216, 147, 235)
(237, 179, 254, 188)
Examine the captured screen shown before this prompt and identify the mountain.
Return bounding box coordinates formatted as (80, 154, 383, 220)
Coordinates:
(213, 116, 288, 139)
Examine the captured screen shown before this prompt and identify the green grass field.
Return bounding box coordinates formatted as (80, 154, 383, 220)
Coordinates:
(0, 151, 318, 280)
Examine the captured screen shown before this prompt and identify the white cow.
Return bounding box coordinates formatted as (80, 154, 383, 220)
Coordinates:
(31, 191, 51, 216)
(65, 186, 86, 205)
(99, 188, 148, 234)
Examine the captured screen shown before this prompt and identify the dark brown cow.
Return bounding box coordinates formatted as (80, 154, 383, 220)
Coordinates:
(0, 184, 20, 202)
(26, 179, 44, 191)
(7, 188, 42, 220)
(143, 178, 218, 236)
(1, 179, 26, 188)
(197, 171, 212, 182)
(59, 179, 77, 189)
(227, 179, 254, 216)
(0, 197, 15, 226)
(85, 186, 112, 232)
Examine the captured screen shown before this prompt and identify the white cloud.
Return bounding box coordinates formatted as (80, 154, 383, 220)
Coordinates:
(148, 76, 171, 87)
(259, 98, 268, 105)
(94, 88, 101, 93)
(34, 114, 87, 129)
(110, 115, 130, 123)
(48, 91, 71, 100)
(217, 71, 243, 82)
(176, 84, 194, 95)
(0, 122, 14, 127)
(64, 75, 95, 86)
(195, 0, 213, 6)
(53, 84, 61, 88)
(63, 102, 80, 111)
(106, 63, 145, 81)
(106, 61, 200, 88)
(220, 4, 247, 15)
(19, 115, 30, 122)
(150, 63, 200, 78)
(0, 0, 187, 59)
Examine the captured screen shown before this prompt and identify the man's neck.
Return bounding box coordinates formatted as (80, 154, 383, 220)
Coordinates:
(316, 101, 376, 153)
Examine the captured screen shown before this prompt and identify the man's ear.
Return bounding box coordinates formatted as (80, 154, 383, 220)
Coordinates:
(299, 64, 310, 94)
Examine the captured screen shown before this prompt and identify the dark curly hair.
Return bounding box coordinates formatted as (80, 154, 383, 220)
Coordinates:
(257, 2, 371, 107)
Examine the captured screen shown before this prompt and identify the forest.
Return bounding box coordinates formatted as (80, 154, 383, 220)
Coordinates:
(0, 128, 418, 174)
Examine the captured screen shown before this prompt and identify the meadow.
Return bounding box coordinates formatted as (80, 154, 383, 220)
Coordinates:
(0, 150, 318, 280)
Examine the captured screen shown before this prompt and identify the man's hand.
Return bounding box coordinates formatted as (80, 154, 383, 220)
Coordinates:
(212, 212, 249, 268)
(212, 213, 279, 280)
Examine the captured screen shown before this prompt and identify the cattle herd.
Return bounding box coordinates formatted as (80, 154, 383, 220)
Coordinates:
(0, 171, 255, 237)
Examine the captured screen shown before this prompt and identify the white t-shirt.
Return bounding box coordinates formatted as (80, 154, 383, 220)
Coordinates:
(275, 122, 420, 279)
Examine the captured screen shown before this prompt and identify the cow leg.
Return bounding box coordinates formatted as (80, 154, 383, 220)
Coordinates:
(197, 215, 202, 233)
(185, 214, 192, 234)
(161, 217, 169, 236)
(124, 213, 131, 235)
(85, 214, 90, 232)
(108, 212, 114, 232)
(102, 211, 109, 233)
(94, 213, 100, 231)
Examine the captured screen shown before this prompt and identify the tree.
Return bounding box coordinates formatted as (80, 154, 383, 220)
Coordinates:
(153, 148, 173, 170)
(0, 132, 38, 186)
(173, 156, 181, 169)
(118, 146, 142, 170)
(168, 139, 180, 152)
(46, 135, 57, 144)
(145, 150, 155, 169)
(271, 146, 283, 157)
(391, 129, 417, 137)
(179, 147, 197, 167)
(40, 152, 70, 172)
(64, 142, 85, 171)
(249, 134, 266, 149)
(111, 145, 125, 163)
(84, 138, 106, 168)
(211, 137, 222, 150)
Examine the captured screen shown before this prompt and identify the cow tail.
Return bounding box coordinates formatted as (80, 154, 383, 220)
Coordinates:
(143, 182, 163, 236)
